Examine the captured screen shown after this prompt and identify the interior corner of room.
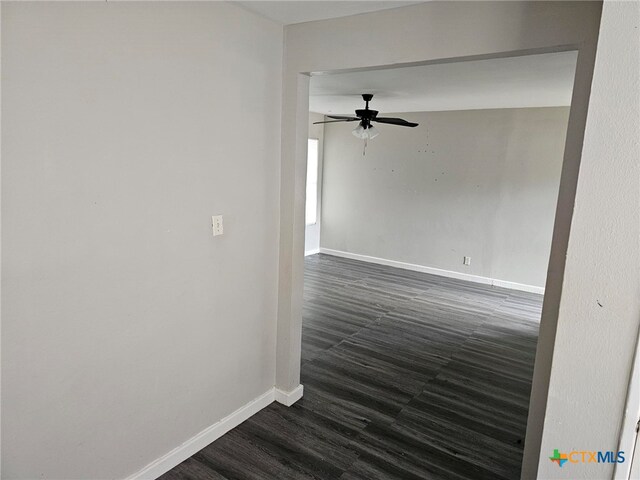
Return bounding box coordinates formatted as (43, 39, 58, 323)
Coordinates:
(305, 57, 576, 293)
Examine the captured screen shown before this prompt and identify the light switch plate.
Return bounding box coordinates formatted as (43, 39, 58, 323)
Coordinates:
(212, 215, 224, 236)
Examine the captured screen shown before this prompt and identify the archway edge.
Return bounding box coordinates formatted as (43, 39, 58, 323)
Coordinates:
(275, 4, 602, 480)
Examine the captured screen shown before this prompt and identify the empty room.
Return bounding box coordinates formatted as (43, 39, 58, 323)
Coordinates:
(1, 2, 638, 480)
(299, 53, 575, 478)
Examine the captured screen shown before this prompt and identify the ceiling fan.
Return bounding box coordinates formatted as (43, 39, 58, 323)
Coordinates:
(314, 93, 418, 140)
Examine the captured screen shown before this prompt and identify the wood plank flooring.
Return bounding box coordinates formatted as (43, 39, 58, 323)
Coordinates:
(160, 254, 542, 480)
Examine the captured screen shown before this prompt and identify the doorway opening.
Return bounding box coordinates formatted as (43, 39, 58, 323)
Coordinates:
(299, 50, 578, 478)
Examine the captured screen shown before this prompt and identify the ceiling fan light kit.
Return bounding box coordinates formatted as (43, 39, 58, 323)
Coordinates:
(352, 124, 379, 140)
(314, 93, 418, 142)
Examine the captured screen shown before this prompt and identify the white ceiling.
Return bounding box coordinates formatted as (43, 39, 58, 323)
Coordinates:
(237, 1, 423, 25)
(309, 51, 578, 115)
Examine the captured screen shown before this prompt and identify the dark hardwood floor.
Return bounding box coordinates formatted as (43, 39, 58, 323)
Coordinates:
(161, 254, 542, 480)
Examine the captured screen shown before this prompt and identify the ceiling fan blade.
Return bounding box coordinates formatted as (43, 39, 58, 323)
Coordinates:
(373, 117, 419, 127)
(313, 119, 359, 124)
(326, 115, 359, 120)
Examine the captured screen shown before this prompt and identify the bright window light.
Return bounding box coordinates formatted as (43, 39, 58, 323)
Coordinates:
(306, 138, 319, 226)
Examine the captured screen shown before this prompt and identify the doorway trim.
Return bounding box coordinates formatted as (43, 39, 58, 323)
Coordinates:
(276, 6, 601, 476)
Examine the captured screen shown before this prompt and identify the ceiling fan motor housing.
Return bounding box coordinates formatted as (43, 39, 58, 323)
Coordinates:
(356, 108, 377, 129)
(357, 94, 377, 128)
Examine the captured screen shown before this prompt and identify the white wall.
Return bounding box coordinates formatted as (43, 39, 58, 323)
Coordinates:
(304, 112, 324, 255)
(277, 3, 602, 477)
(1, 3, 282, 479)
(321, 107, 569, 289)
(537, 1, 640, 478)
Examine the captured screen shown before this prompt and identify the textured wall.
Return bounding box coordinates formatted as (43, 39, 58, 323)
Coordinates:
(537, 1, 640, 478)
(321, 107, 569, 288)
(1, 3, 282, 478)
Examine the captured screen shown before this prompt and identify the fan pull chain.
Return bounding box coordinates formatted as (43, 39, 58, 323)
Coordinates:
(363, 138, 368, 156)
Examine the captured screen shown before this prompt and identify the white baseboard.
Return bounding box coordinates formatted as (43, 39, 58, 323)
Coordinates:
(305, 248, 320, 257)
(125, 385, 303, 480)
(274, 385, 304, 407)
(319, 248, 544, 295)
(491, 278, 544, 294)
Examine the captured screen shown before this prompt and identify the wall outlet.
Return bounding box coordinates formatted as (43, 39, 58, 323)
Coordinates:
(212, 215, 224, 236)
(463, 256, 471, 266)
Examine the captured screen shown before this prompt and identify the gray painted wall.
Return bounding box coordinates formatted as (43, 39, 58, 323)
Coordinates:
(1, 3, 282, 478)
(321, 108, 570, 288)
(536, 2, 640, 478)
